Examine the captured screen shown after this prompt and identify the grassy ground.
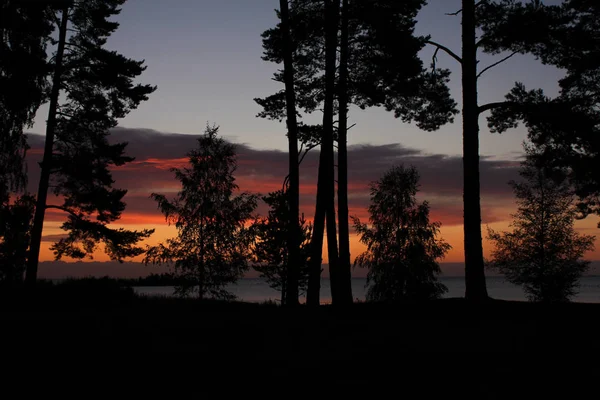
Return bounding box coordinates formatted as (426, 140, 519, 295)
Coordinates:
(1, 280, 599, 397)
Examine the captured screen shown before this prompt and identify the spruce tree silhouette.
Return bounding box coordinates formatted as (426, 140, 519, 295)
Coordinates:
(144, 125, 258, 300)
(26, 0, 156, 284)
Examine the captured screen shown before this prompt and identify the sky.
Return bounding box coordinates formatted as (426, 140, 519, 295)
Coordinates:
(26, 0, 598, 277)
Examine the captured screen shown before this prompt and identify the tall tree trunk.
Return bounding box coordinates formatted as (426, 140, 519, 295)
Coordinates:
(462, 0, 488, 301)
(337, 0, 353, 305)
(307, 154, 326, 306)
(279, 0, 301, 307)
(323, 0, 340, 304)
(25, 7, 69, 285)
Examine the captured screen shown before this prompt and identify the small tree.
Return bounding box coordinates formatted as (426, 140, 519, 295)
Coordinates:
(487, 145, 595, 303)
(352, 165, 449, 302)
(144, 125, 258, 300)
(251, 189, 312, 305)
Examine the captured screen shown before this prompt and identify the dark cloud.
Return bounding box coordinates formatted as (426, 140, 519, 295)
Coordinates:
(25, 128, 520, 228)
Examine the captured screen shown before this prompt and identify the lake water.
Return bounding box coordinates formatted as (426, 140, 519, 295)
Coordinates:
(134, 276, 600, 304)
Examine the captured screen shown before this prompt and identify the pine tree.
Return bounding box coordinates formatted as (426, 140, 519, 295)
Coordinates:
(352, 165, 450, 302)
(480, 0, 600, 222)
(487, 144, 595, 302)
(257, 0, 456, 305)
(26, 0, 156, 283)
(144, 125, 258, 300)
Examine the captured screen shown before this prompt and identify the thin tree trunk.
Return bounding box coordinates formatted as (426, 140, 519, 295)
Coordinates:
(25, 7, 69, 285)
(323, 0, 340, 304)
(462, 0, 488, 301)
(337, 0, 353, 305)
(279, 0, 301, 307)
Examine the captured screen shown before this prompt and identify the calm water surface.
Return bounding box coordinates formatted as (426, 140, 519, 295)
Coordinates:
(134, 276, 600, 304)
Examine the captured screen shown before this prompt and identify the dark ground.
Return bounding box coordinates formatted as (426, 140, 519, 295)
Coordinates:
(1, 282, 598, 397)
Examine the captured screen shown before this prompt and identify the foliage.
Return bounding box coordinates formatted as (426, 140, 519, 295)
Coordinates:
(251, 190, 312, 304)
(0, 1, 52, 199)
(480, 0, 600, 220)
(40, 0, 156, 261)
(487, 145, 595, 303)
(144, 125, 258, 300)
(0, 194, 35, 285)
(256, 0, 457, 132)
(352, 165, 449, 302)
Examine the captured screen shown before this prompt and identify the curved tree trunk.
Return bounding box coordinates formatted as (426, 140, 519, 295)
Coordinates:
(279, 0, 301, 307)
(26, 7, 69, 285)
(462, 0, 488, 301)
(337, 0, 353, 305)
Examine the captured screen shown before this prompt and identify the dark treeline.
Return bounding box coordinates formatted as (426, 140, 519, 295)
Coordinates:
(1, 0, 599, 307)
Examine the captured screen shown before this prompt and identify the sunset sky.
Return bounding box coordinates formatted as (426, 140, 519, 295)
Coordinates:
(25, 0, 599, 277)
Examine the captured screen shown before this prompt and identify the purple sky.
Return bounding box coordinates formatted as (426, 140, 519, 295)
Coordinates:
(30, 0, 565, 159)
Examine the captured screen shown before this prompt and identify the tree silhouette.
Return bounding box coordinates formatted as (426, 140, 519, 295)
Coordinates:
(277, 0, 302, 307)
(257, 0, 456, 305)
(480, 0, 600, 224)
(25, 0, 156, 283)
(251, 190, 312, 304)
(144, 125, 258, 300)
(487, 144, 595, 303)
(0, 1, 52, 202)
(352, 165, 449, 302)
(0, 194, 35, 286)
(424, 0, 572, 301)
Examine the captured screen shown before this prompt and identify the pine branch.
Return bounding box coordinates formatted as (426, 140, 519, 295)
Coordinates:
(477, 52, 517, 79)
(478, 101, 516, 114)
(426, 40, 462, 64)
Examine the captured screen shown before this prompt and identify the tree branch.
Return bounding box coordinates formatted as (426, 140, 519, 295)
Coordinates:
(478, 101, 516, 114)
(45, 205, 80, 220)
(426, 40, 462, 64)
(446, 9, 462, 16)
(477, 52, 517, 79)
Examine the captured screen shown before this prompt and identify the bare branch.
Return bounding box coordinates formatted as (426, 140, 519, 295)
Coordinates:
(477, 52, 517, 79)
(426, 40, 462, 64)
(478, 101, 516, 114)
(446, 9, 462, 16)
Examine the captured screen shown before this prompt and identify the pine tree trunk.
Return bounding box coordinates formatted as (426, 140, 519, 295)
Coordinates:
(307, 157, 326, 306)
(337, 0, 353, 305)
(25, 7, 69, 285)
(462, 0, 488, 301)
(323, 0, 340, 304)
(279, 0, 301, 307)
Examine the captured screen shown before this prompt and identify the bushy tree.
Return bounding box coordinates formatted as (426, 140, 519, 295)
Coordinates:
(352, 165, 450, 302)
(26, 0, 156, 283)
(487, 145, 595, 303)
(251, 189, 312, 304)
(144, 125, 258, 300)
